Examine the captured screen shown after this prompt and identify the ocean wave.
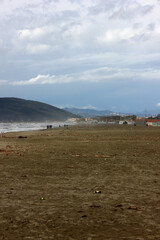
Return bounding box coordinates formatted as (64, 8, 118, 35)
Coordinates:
(0, 121, 75, 133)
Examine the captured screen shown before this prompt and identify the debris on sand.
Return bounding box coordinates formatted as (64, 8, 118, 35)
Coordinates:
(89, 205, 101, 208)
(94, 190, 101, 194)
(115, 204, 123, 208)
(0, 149, 19, 154)
(40, 197, 45, 200)
(18, 136, 27, 138)
(128, 206, 138, 210)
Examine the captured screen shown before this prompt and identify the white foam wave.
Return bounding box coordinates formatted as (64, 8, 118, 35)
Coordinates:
(0, 121, 75, 133)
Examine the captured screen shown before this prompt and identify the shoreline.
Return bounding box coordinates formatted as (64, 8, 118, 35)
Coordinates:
(0, 121, 78, 134)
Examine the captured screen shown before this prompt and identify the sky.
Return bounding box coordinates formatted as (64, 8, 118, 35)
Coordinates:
(0, 0, 160, 113)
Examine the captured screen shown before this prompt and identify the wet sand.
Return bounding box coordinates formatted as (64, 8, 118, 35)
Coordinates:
(0, 124, 160, 239)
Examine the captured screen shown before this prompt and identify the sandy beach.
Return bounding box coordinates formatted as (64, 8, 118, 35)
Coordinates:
(0, 124, 160, 240)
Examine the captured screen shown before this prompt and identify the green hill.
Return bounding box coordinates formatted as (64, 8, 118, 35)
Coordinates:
(0, 98, 77, 122)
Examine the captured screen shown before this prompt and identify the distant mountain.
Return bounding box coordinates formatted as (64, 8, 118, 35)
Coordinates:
(0, 98, 77, 122)
(63, 107, 115, 117)
(63, 107, 160, 118)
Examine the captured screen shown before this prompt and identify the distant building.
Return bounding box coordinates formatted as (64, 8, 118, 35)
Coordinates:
(68, 118, 80, 122)
(146, 119, 160, 126)
(135, 118, 146, 125)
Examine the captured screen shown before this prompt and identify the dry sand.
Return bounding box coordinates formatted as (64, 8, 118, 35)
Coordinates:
(0, 124, 160, 240)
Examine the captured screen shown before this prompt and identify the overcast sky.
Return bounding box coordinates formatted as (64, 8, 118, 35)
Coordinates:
(0, 0, 160, 113)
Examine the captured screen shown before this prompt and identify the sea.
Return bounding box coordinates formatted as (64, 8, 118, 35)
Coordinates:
(0, 121, 76, 133)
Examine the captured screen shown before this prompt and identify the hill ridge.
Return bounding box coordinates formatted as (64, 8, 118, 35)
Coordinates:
(0, 97, 77, 122)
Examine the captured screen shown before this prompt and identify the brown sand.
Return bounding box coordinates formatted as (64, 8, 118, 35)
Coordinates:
(0, 124, 160, 239)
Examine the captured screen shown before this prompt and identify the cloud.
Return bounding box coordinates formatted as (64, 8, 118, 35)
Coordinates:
(16, 27, 54, 54)
(0, 0, 160, 114)
(1, 0, 158, 58)
(109, 4, 154, 20)
(97, 27, 136, 43)
(7, 0, 159, 60)
(12, 73, 82, 85)
(26, 43, 50, 54)
(97, 22, 160, 44)
(157, 103, 160, 107)
(12, 74, 56, 85)
(58, 104, 97, 110)
(81, 105, 97, 110)
(1, 0, 160, 88)
(18, 28, 46, 41)
(11, 66, 160, 86)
